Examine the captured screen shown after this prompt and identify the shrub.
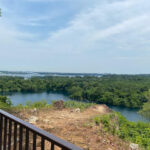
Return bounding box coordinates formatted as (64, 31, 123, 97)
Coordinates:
(15, 100, 52, 109)
(93, 116, 101, 125)
(0, 96, 12, 110)
(93, 112, 150, 149)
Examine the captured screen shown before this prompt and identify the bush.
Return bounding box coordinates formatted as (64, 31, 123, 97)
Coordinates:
(15, 100, 52, 109)
(14, 100, 95, 110)
(93, 112, 150, 149)
(93, 116, 101, 125)
(139, 101, 150, 119)
(0, 96, 12, 110)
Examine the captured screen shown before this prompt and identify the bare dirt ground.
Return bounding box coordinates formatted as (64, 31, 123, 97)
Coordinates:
(14, 105, 130, 150)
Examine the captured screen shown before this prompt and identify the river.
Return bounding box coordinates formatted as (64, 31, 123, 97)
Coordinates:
(4, 92, 150, 122)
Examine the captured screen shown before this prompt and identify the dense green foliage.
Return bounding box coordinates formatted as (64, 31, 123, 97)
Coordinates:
(0, 75, 150, 108)
(139, 101, 150, 118)
(93, 113, 150, 149)
(0, 96, 12, 109)
(139, 90, 150, 118)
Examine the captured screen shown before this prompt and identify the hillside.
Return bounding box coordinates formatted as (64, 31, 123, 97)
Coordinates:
(12, 104, 130, 150)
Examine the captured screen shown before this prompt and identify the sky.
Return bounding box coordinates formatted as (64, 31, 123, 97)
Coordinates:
(0, 0, 150, 74)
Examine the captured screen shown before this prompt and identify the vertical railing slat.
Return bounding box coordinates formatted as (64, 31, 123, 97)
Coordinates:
(8, 119, 12, 150)
(41, 137, 45, 150)
(25, 129, 29, 150)
(0, 115, 3, 150)
(33, 132, 37, 150)
(13, 122, 17, 150)
(4, 117, 8, 150)
(19, 125, 23, 150)
(51, 143, 54, 150)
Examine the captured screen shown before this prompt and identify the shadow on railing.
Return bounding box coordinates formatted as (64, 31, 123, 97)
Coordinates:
(0, 109, 82, 150)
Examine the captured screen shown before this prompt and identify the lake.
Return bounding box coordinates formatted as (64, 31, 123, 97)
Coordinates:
(4, 92, 150, 122)
(6, 92, 71, 105)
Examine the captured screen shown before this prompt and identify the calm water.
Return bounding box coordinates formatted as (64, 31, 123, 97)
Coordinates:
(4, 92, 150, 122)
(109, 106, 150, 122)
(6, 92, 71, 106)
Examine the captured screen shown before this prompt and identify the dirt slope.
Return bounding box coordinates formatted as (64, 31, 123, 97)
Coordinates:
(14, 105, 130, 150)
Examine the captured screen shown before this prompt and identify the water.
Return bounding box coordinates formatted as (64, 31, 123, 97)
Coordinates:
(6, 92, 71, 106)
(4, 92, 150, 122)
(109, 106, 150, 122)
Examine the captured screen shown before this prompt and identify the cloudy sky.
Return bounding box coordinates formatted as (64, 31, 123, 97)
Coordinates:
(0, 0, 150, 74)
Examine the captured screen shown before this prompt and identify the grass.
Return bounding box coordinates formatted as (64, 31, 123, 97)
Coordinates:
(13, 100, 53, 110)
(11, 100, 96, 111)
(64, 100, 96, 110)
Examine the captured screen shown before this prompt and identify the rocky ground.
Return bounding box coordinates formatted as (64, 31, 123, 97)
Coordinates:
(13, 105, 134, 150)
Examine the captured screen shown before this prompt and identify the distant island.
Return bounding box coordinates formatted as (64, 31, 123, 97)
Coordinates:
(0, 71, 103, 78)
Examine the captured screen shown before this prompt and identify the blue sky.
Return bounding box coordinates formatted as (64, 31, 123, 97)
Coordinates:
(0, 0, 150, 74)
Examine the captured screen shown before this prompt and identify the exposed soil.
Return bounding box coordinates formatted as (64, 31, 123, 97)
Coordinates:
(13, 105, 130, 150)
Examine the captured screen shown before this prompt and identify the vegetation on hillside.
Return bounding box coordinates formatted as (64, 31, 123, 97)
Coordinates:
(93, 112, 150, 149)
(14, 100, 52, 109)
(0, 75, 150, 109)
(64, 100, 95, 110)
(139, 101, 150, 118)
(4, 98, 150, 149)
(12, 100, 95, 111)
(0, 96, 12, 109)
(139, 90, 150, 118)
(1, 96, 150, 149)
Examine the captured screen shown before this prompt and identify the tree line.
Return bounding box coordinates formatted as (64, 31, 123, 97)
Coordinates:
(0, 75, 150, 108)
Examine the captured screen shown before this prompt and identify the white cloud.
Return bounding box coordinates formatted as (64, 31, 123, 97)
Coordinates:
(91, 14, 149, 41)
(37, 0, 150, 54)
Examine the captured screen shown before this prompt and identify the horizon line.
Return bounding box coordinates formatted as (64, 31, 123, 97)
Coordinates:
(0, 70, 150, 75)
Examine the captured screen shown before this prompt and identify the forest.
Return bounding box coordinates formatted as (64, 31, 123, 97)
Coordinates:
(0, 75, 150, 109)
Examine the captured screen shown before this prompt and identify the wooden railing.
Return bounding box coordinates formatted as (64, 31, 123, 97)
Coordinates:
(0, 109, 82, 150)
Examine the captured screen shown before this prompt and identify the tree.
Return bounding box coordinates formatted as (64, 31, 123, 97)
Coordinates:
(0, 96, 12, 109)
(68, 86, 83, 100)
(139, 90, 150, 118)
